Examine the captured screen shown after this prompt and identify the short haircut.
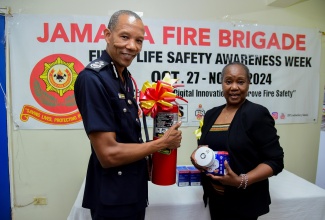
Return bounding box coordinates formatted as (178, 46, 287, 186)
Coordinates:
(221, 62, 250, 82)
(107, 10, 142, 30)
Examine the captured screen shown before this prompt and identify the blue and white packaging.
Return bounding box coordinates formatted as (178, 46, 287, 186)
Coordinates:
(194, 146, 229, 176)
(187, 165, 201, 186)
(176, 166, 190, 186)
(207, 151, 229, 175)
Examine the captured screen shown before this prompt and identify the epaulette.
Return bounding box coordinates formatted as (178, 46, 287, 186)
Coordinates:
(85, 59, 109, 73)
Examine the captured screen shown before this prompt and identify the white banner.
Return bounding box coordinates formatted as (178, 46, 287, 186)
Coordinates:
(7, 14, 321, 129)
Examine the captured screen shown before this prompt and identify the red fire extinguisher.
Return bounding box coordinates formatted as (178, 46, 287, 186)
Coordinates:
(151, 104, 179, 185)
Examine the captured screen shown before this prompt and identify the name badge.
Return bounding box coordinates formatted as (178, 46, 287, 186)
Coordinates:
(118, 93, 125, 99)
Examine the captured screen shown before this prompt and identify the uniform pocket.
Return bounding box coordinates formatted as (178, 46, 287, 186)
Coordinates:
(100, 165, 139, 205)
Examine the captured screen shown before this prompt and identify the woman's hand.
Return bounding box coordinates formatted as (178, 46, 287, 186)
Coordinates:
(207, 162, 274, 188)
(190, 149, 206, 172)
(206, 160, 241, 187)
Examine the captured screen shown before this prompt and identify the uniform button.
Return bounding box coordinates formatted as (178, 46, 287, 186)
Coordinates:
(136, 118, 139, 123)
(128, 99, 132, 105)
(123, 108, 127, 112)
(118, 171, 122, 175)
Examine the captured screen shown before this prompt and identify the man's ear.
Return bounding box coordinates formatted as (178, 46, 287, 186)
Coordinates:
(104, 28, 111, 44)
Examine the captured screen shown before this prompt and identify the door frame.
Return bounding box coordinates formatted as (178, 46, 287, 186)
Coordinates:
(0, 14, 11, 220)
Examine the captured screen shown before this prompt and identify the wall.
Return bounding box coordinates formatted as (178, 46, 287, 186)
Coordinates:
(1, 0, 324, 219)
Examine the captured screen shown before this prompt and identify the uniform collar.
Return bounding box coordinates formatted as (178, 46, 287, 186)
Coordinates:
(100, 50, 129, 79)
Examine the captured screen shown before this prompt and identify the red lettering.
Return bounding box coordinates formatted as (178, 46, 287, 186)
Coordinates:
(93, 24, 106, 42)
(266, 33, 280, 49)
(71, 23, 92, 42)
(219, 29, 231, 47)
(163, 26, 175, 44)
(163, 26, 210, 46)
(296, 34, 306, 51)
(37, 23, 107, 43)
(246, 31, 250, 48)
(37, 23, 49, 42)
(144, 26, 155, 44)
(252, 32, 265, 49)
(219, 29, 306, 51)
(282, 33, 294, 50)
(177, 27, 182, 45)
(184, 27, 196, 45)
(199, 28, 210, 46)
(233, 30, 245, 48)
(50, 23, 69, 42)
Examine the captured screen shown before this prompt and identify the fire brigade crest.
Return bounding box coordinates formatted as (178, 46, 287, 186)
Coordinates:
(21, 54, 84, 125)
(39, 57, 78, 97)
(28, 54, 84, 115)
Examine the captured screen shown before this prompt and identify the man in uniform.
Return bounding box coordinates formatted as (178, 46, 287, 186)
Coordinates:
(74, 10, 182, 220)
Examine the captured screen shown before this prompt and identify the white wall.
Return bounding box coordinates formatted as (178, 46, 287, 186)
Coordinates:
(316, 131, 325, 189)
(1, 0, 325, 219)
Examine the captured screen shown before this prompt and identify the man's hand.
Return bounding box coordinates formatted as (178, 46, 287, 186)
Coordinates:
(160, 122, 182, 150)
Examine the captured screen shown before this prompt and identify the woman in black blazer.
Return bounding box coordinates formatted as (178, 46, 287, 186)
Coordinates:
(190, 62, 284, 220)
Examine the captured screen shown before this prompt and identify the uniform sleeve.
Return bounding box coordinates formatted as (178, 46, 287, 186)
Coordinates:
(74, 70, 115, 135)
(244, 104, 284, 175)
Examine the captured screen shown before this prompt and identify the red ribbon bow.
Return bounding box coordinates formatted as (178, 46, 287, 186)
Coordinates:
(139, 73, 187, 118)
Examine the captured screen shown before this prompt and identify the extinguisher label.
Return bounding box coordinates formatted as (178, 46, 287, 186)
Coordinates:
(158, 148, 172, 155)
(153, 110, 178, 155)
(153, 112, 179, 138)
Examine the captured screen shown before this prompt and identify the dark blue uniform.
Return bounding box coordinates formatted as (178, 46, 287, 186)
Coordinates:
(74, 50, 148, 218)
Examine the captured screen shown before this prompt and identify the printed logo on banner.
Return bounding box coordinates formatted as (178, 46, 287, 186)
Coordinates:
(178, 104, 188, 122)
(272, 112, 278, 120)
(195, 104, 205, 120)
(280, 113, 286, 119)
(20, 54, 84, 125)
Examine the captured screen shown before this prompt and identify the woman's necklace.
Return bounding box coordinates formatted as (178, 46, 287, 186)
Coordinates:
(223, 107, 237, 121)
(224, 111, 230, 120)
